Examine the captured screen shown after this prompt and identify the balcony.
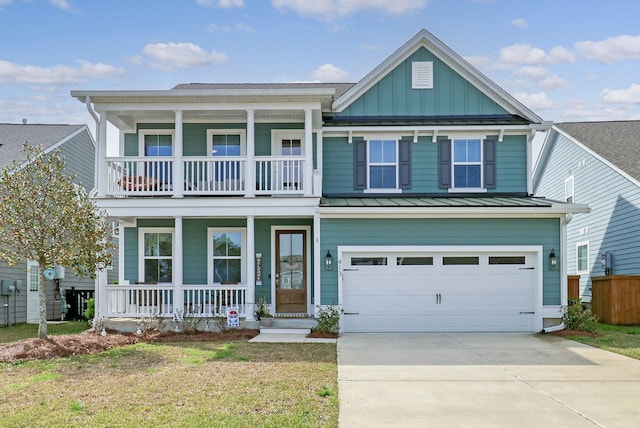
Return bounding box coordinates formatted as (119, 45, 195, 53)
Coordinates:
(104, 156, 309, 197)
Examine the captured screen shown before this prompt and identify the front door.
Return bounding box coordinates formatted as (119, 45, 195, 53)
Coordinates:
(26, 261, 40, 323)
(275, 230, 307, 313)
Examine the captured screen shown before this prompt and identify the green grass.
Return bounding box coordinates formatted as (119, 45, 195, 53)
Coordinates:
(563, 323, 640, 360)
(0, 321, 88, 343)
(0, 340, 338, 427)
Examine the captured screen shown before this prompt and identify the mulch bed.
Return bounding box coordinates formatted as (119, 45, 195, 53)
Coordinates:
(306, 330, 339, 339)
(0, 329, 260, 363)
(547, 329, 601, 338)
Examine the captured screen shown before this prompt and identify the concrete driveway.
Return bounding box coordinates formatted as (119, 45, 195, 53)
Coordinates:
(338, 333, 640, 427)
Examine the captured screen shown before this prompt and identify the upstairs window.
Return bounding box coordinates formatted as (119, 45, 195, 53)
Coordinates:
(369, 140, 397, 189)
(453, 139, 482, 188)
(565, 176, 574, 203)
(438, 137, 496, 191)
(354, 139, 411, 191)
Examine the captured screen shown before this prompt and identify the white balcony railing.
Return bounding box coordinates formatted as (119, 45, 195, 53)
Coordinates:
(104, 156, 307, 197)
(105, 284, 248, 318)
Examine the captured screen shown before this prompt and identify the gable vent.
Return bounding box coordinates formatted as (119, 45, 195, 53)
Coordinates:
(412, 61, 433, 89)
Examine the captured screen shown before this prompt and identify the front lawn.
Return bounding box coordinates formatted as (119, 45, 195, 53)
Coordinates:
(0, 340, 338, 427)
(561, 323, 640, 360)
(0, 321, 88, 343)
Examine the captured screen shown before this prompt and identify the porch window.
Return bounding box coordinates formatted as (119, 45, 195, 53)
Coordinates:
(209, 228, 246, 284)
(139, 130, 174, 186)
(207, 130, 245, 182)
(139, 228, 174, 283)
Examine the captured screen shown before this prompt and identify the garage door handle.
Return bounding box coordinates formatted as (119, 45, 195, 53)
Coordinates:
(519, 267, 535, 270)
(519, 311, 535, 314)
(343, 268, 358, 272)
(344, 312, 359, 315)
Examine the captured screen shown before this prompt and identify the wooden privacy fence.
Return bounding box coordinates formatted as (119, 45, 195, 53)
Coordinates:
(591, 275, 640, 325)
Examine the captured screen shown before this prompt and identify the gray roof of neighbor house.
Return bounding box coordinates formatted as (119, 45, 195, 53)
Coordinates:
(172, 82, 356, 99)
(0, 123, 85, 169)
(555, 121, 640, 181)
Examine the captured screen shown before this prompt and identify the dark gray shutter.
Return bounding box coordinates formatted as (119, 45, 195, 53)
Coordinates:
(438, 139, 451, 189)
(354, 140, 367, 190)
(483, 138, 496, 189)
(399, 140, 411, 189)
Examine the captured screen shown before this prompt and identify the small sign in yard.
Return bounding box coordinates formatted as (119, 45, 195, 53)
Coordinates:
(226, 307, 239, 329)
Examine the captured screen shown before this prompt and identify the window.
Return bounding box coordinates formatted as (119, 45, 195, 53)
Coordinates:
(209, 228, 245, 284)
(397, 256, 434, 266)
(368, 140, 397, 189)
(565, 176, 574, 203)
(139, 228, 173, 283)
(453, 139, 482, 188)
(489, 256, 526, 265)
(351, 257, 387, 266)
(438, 138, 495, 190)
(207, 130, 245, 182)
(577, 242, 589, 273)
(443, 256, 479, 265)
(139, 130, 174, 156)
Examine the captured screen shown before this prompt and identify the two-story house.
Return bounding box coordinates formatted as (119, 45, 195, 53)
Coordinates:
(534, 121, 640, 303)
(72, 29, 587, 333)
(0, 123, 106, 324)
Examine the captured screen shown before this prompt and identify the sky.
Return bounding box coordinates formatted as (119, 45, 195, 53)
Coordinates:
(2, 0, 640, 139)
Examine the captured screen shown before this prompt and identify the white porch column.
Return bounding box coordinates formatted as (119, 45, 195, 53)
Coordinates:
(174, 216, 184, 314)
(173, 110, 184, 198)
(96, 269, 108, 318)
(304, 109, 313, 197)
(245, 215, 256, 320)
(313, 213, 321, 317)
(117, 223, 125, 285)
(96, 111, 108, 198)
(245, 110, 255, 198)
(314, 128, 323, 197)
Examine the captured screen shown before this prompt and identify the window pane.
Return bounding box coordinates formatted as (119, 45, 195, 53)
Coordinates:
(144, 259, 158, 282)
(158, 259, 172, 282)
(282, 139, 302, 156)
(158, 233, 172, 256)
(370, 166, 396, 188)
(369, 140, 383, 163)
(467, 139, 481, 162)
(578, 245, 588, 271)
(212, 134, 241, 156)
(351, 257, 387, 266)
(214, 259, 241, 283)
(144, 134, 172, 156)
(214, 232, 242, 256)
(397, 257, 434, 266)
(382, 140, 396, 162)
(489, 256, 526, 265)
(454, 140, 467, 162)
(144, 233, 157, 256)
(454, 165, 481, 188)
(443, 256, 479, 265)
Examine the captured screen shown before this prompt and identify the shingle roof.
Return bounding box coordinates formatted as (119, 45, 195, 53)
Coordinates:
(171, 82, 356, 99)
(0, 123, 85, 169)
(555, 121, 640, 181)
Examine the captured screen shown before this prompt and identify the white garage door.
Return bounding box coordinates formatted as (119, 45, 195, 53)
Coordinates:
(341, 247, 539, 332)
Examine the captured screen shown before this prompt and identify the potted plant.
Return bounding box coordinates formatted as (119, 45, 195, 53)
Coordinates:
(255, 296, 273, 326)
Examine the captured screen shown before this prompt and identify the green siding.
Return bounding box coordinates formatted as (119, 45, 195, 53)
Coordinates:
(323, 134, 528, 195)
(335, 47, 509, 117)
(320, 218, 560, 305)
(124, 227, 138, 282)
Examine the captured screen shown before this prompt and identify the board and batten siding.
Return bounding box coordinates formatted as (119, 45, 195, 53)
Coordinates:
(334, 47, 509, 118)
(535, 131, 640, 300)
(323, 135, 528, 195)
(320, 217, 560, 306)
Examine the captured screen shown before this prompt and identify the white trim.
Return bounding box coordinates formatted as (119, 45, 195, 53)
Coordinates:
(271, 225, 312, 315)
(367, 139, 399, 191)
(138, 227, 175, 284)
(207, 227, 247, 286)
(576, 240, 589, 274)
(337, 245, 543, 332)
(138, 129, 175, 156)
(451, 138, 484, 190)
(207, 128, 247, 156)
(271, 129, 305, 155)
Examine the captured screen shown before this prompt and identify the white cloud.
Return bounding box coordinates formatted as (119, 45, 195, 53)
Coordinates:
(511, 18, 527, 28)
(312, 64, 350, 82)
(0, 60, 124, 84)
(235, 23, 254, 33)
(142, 42, 229, 71)
(49, 0, 71, 10)
(208, 23, 253, 33)
(499, 44, 574, 66)
(513, 66, 566, 90)
(197, 0, 244, 8)
(575, 35, 640, 63)
(465, 55, 512, 72)
(272, 0, 427, 21)
(601, 84, 640, 104)
(512, 92, 555, 110)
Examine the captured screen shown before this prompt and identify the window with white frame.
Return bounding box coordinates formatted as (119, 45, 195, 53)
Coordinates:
(577, 241, 589, 273)
(453, 139, 482, 188)
(139, 228, 174, 283)
(139, 130, 174, 156)
(369, 139, 398, 189)
(565, 175, 574, 203)
(209, 228, 245, 284)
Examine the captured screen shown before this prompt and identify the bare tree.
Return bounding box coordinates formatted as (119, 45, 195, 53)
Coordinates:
(0, 144, 113, 339)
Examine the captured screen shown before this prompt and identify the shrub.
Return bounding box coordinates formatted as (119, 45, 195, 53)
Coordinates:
(315, 305, 343, 334)
(563, 298, 598, 333)
(84, 298, 95, 323)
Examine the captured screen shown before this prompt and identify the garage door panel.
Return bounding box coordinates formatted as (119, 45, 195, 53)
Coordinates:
(342, 249, 538, 333)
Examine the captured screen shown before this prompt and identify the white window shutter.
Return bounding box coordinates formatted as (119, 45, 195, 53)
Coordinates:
(412, 61, 433, 89)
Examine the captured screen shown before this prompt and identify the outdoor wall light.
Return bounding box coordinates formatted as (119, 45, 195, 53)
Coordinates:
(549, 249, 558, 271)
(325, 250, 333, 270)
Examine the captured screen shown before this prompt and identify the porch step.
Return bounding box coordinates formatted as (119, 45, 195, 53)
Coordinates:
(260, 317, 317, 329)
(259, 327, 311, 335)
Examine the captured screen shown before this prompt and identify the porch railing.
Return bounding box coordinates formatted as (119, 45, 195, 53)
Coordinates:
(105, 284, 247, 318)
(103, 156, 306, 197)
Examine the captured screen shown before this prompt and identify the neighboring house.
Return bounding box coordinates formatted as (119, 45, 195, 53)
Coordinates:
(71, 29, 587, 333)
(0, 123, 108, 324)
(534, 121, 640, 302)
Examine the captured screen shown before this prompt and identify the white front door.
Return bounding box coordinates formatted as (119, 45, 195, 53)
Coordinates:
(26, 261, 40, 323)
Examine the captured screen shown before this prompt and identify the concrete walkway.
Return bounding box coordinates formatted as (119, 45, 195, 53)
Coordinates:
(338, 333, 640, 427)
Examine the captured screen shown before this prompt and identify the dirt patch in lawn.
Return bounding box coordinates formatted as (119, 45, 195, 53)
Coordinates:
(0, 329, 259, 363)
(547, 329, 601, 338)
